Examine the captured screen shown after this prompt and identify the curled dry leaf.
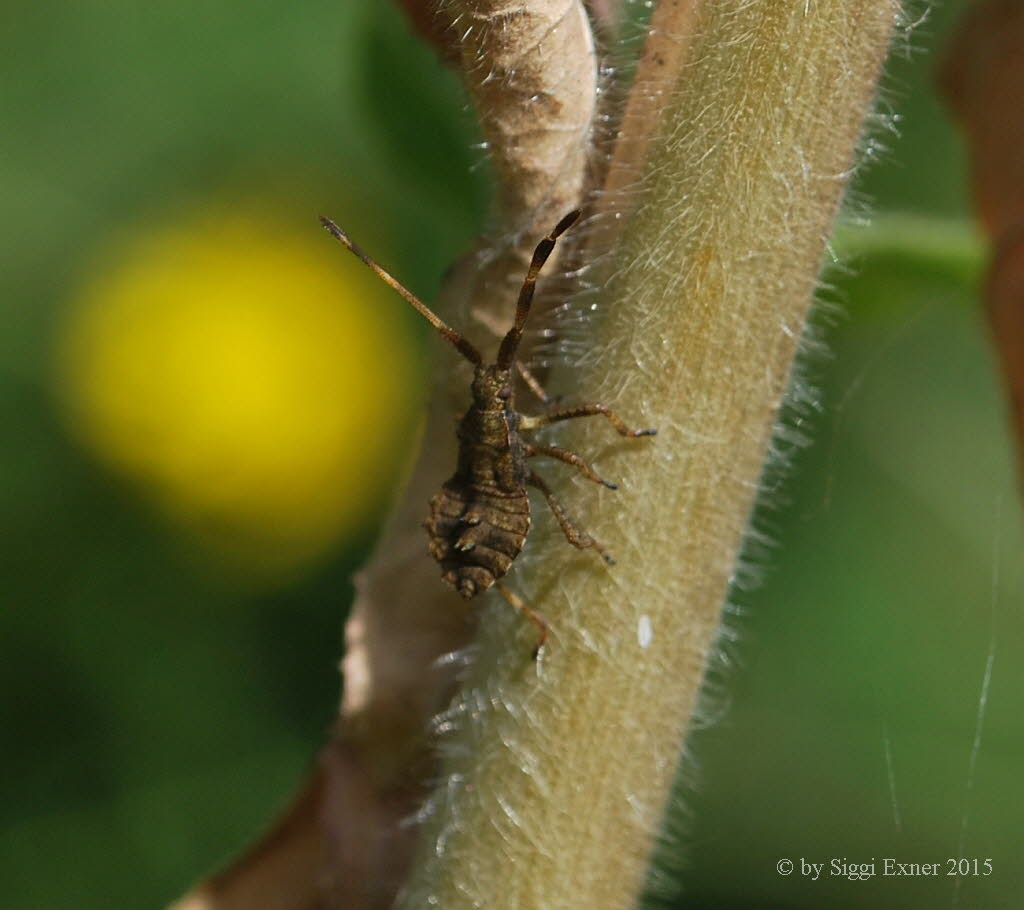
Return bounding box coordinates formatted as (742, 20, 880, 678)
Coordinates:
(442, 0, 597, 336)
(939, 0, 1024, 482)
(391, 0, 459, 63)
(172, 2, 596, 908)
(446, 0, 596, 228)
(170, 770, 328, 910)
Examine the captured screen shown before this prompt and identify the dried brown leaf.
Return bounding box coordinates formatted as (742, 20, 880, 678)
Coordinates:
(173, 1, 597, 907)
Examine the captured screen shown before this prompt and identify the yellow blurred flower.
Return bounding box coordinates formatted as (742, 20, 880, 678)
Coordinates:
(57, 209, 423, 579)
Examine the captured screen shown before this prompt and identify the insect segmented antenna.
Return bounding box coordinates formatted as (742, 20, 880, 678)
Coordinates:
(319, 215, 482, 365)
(497, 209, 582, 369)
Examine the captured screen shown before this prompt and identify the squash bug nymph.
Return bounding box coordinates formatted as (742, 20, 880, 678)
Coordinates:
(320, 210, 655, 657)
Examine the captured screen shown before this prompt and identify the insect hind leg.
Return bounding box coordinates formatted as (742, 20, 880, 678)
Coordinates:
(495, 582, 549, 659)
(527, 471, 615, 566)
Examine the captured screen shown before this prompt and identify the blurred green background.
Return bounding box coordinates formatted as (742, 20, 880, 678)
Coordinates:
(3, 1, 1021, 908)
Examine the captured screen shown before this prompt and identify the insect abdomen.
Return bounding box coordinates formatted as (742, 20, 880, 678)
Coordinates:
(425, 484, 530, 599)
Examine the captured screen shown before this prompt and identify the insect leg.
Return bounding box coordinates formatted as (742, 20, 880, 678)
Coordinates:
(495, 582, 550, 659)
(515, 361, 553, 404)
(527, 471, 615, 565)
(525, 443, 617, 489)
(521, 403, 657, 437)
(497, 209, 582, 368)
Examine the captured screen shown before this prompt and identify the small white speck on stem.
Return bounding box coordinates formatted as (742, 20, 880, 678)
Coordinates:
(637, 614, 653, 649)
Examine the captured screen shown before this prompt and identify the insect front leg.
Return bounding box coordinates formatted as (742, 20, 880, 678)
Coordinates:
(527, 471, 615, 566)
(515, 361, 554, 405)
(520, 403, 657, 437)
(524, 443, 617, 489)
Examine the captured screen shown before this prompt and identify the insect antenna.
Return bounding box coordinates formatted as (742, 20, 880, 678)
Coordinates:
(497, 209, 582, 369)
(320, 216, 482, 365)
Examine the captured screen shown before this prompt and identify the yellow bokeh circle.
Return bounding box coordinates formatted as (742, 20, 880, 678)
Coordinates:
(57, 210, 422, 577)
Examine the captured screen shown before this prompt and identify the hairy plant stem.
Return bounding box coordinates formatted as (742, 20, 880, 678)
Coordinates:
(400, 3, 898, 908)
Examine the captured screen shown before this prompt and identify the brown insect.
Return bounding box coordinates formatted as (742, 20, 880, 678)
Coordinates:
(320, 210, 654, 655)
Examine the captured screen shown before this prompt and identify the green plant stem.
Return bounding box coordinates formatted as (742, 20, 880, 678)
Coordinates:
(400, 2, 898, 907)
